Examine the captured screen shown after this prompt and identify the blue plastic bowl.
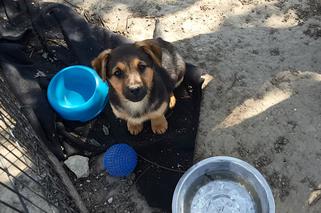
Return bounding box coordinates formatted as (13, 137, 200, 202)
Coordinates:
(47, 65, 109, 122)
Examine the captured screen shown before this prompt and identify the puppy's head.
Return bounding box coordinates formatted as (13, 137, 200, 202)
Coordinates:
(91, 40, 162, 102)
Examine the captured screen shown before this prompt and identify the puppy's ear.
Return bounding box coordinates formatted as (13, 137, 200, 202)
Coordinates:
(91, 49, 111, 81)
(135, 39, 162, 67)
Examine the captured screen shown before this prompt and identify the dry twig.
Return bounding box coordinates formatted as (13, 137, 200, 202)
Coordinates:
(308, 184, 321, 206)
(138, 154, 185, 173)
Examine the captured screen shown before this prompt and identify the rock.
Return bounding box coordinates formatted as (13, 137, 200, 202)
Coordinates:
(107, 197, 113, 204)
(64, 155, 89, 178)
(41, 52, 48, 59)
(33, 70, 47, 78)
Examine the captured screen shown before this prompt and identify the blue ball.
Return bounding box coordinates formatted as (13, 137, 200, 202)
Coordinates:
(103, 144, 137, 177)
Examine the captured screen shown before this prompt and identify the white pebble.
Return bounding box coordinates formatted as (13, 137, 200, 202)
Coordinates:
(64, 155, 89, 179)
(108, 197, 113, 204)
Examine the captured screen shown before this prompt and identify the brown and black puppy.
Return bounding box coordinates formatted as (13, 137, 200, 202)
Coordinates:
(91, 38, 185, 135)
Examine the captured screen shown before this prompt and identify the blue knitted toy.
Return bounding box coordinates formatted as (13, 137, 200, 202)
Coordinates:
(103, 144, 137, 177)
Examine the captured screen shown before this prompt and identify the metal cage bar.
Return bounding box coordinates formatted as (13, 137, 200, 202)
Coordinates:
(0, 75, 79, 213)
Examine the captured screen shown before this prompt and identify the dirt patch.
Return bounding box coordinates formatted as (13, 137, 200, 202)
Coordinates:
(254, 155, 272, 169)
(304, 24, 321, 39)
(236, 142, 250, 158)
(291, 0, 321, 22)
(270, 48, 280, 56)
(274, 136, 289, 153)
(68, 166, 153, 213)
(269, 172, 291, 202)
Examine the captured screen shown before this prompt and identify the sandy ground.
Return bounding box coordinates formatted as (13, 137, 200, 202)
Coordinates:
(44, 0, 321, 212)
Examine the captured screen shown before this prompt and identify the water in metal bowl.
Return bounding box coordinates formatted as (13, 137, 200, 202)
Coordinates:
(186, 171, 259, 213)
(172, 157, 275, 213)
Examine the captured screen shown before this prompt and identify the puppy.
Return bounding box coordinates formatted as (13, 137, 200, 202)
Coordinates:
(91, 38, 186, 135)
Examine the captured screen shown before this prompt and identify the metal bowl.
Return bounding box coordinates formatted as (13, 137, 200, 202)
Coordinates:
(172, 156, 275, 213)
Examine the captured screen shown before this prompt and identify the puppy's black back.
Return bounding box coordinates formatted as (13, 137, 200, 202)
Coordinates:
(155, 38, 186, 88)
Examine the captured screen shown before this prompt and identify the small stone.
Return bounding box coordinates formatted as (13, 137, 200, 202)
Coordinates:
(33, 70, 47, 78)
(42, 52, 48, 59)
(107, 197, 113, 204)
(64, 155, 89, 178)
(89, 138, 100, 146)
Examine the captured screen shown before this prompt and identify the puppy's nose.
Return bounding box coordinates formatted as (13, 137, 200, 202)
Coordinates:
(125, 86, 147, 102)
(129, 87, 142, 96)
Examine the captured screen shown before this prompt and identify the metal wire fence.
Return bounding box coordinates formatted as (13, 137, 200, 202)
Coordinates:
(0, 75, 78, 213)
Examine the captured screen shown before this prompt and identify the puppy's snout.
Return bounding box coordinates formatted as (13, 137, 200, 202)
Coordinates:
(124, 86, 147, 102)
(129, 87, 142, 96)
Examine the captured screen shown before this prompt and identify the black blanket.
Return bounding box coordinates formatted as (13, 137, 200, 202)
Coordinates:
(0, 1, 205, 211)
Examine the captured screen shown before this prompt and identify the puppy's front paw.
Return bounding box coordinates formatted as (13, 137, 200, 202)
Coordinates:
(127, 122, 143, 135)
(151, 115, 168, 134)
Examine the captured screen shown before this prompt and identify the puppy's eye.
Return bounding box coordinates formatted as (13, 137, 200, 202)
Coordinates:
(114, 69, 123, 78)
(138, 63, 147, 73)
